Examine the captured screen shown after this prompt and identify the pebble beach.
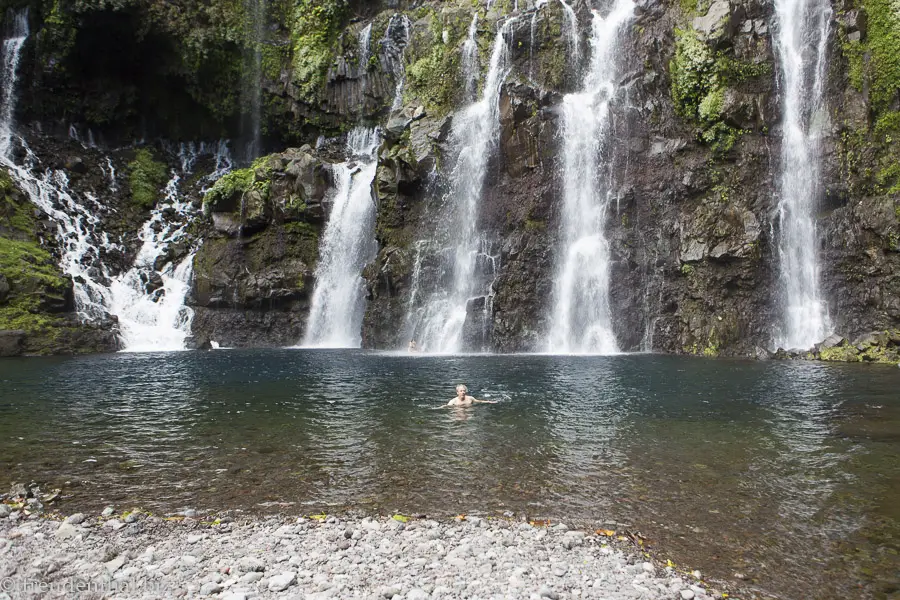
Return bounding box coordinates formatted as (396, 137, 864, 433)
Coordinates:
(0, 507, 728, 600)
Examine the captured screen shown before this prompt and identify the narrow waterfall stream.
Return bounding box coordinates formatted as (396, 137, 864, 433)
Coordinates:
(406, 18, 516, 353)
(302, 128, 381, 348)
(240, 0, 267, 162)
(772, 0, 832, 350)
(0, 9, 27, 157)
(547, 0, 635, 354)
(382, 14, 412, 112)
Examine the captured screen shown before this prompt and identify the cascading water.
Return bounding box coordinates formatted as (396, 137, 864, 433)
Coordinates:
(240, 0, 266, 162)
(559, 0, 580, 66)
(110, 142, 233, 351)
(1, 16, 233, 349)
(462, 14, 481, 101)
(0, 9, 28, 157)
(358, 23, 373, 96)
(546, 0, 635, 354)
(381, 15, 411, 112)
(302, 128, 381, 348)
(406, 18, 516, 353)
(772, 0, 832, 350)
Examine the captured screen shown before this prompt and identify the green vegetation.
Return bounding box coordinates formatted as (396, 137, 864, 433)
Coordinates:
(0, 171, 34, 235)
(0, 169, 72, 341)
(405, 10, 465, 116)
(406, 45, 462, 115)
(288, 0, 346, 102)
(818, 332, 900, 364)
(670, 28, 768, 154)
(843, 0, 900, 114)
(838, 0, 900, 194)
(128, 149, 168, 209)
(203, 155, 274, 212)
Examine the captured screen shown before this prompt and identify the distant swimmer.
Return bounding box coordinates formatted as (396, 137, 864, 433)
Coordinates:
(443, 384, 498, 408)
(408, 340, 418, 353)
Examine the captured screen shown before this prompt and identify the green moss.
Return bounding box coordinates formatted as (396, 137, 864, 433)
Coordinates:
(0, 297, 63, 333)
(0, 171, 35, 235)
(0, 237, 68, 334)
(680, 263, 695, 276)
(289, 0, 346, 102)
(283, 221, 317, 236)
(524, 218, 545, 232)
(855, 0, 900, 114)
(128, 149, 168, 210)
(406, 44, 462, 116)
(203, 155, 273, 212)
(0, 237, 68, 291)
(670, 28, 762, 154)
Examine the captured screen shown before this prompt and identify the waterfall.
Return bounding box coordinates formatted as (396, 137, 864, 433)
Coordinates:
(407, 18, 516, 353)
(240, 0, 266, 162)
(559, 0, 580, 66)
(358, 23, 373, 97)
(110, 142, 233, 352)
(0, 9, 27, 157)
(772, 0, 832, 350)
(528, 2, 549, 81)
(462, 14, 480, 102)
(546, 0, 635, 354)
(359, 23, 373, 66)
(381, 14, 412, 112)
(1, 13, 233, 353)
(302, 128, 381, 348)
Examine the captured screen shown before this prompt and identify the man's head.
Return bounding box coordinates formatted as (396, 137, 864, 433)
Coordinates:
(456, 384, 467, 398)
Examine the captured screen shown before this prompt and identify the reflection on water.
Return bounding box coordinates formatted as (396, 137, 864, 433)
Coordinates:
(1, 351, 898, 599)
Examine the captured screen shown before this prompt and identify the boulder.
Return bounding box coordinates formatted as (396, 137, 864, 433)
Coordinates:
(692, 0, 745, 43)
(0, 330, 26, 357)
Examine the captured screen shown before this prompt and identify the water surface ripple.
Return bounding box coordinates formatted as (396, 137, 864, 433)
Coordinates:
(1, 351, 898, 599)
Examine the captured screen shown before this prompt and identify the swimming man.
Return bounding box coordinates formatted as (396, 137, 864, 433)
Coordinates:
(444, 384, 498, 407)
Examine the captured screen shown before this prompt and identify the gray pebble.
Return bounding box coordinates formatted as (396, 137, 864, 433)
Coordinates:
(100, 506, 115, 517)
(267, 571, 297, 592)
(199, 582, 223, 596)
(539, 585, 560, 600)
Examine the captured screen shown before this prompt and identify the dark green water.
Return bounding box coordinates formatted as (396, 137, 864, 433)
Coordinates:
(1, 350, 898, 599)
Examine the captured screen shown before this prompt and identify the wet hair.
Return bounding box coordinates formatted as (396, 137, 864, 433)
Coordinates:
(456, 384, 467, 393)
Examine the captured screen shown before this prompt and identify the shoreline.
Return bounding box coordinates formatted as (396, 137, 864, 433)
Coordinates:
(0, 506, 739, 600)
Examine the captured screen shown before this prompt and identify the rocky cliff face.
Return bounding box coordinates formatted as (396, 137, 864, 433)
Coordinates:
(0, 0, 897, 356)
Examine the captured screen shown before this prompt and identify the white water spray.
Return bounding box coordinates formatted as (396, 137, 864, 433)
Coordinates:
(409, 18, 516, 353)
(462, 14, 481, 102)
(302, 128, 381, 348)
(547, 1, 634, 354)
(773, 0, 832, 349)
(0, 9, 27, 157)
(110, 142, 233, 351)
(559, 0, 580, 66)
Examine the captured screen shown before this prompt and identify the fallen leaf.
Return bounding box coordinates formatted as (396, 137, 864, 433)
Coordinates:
(392, 514, 409, 523)
(596, 529, 616, 537)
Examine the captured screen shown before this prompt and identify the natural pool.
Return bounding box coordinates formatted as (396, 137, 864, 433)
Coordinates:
(1, 350, 898, 599)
